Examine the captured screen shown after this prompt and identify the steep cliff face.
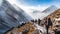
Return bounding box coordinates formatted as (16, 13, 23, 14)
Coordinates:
(0, 0, 32, 34)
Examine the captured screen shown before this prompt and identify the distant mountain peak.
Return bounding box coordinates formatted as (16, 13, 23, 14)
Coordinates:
(32, 10, 41, 13)
(42, 5, 58, 13)
(50, 5, 57, 8)
(31, 5, 59, 19)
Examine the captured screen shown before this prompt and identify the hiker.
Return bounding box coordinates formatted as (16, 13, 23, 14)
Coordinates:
(46, 17, 53, 34)
(35, 19, 37, 23)
(47, 17, 53, 29)
(31, 20, 35, 22)
(38, 19, 41, 25)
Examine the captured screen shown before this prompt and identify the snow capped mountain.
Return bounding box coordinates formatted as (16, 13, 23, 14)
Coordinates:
(11, 4, 33, 21)
(31, 5, 59, 20)
(41, 5, 59, 19)
(29, 9, 43, 19)
(0, 0, 33, 34)
(42, 5, 58, 13)
(32, 10, 41, 14)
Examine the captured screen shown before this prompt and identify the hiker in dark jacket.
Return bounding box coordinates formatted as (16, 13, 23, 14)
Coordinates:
(31, 20, 34, 22)
(48, 17, 53, 28)
(38, 19, 41, 25)
(44, 18, 48, 34)
(46, 17, 53, 34)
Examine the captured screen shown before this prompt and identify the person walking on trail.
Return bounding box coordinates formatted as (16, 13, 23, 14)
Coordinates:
(48, 17, 53, 29)
(44, 18, 48, 34)
(46, 17, 53, 34)
(38, 19, 41, 25)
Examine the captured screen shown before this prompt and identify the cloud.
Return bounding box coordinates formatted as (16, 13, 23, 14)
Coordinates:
(7, 0, 60, 19)
(7, 0, 50, 19)
(7, 0, 48, 12)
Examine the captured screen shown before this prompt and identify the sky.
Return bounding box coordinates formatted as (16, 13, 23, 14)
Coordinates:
(18, 0, 60, 6)
(18, 0, 53, 6)
(7, 0, 60, 14)
(0, 0, 60, 11)
(7, 0, 60, 12)
(1, 0, 60, 19)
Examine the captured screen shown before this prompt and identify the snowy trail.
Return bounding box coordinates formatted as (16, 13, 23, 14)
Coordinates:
(34, 23, 46, 34)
